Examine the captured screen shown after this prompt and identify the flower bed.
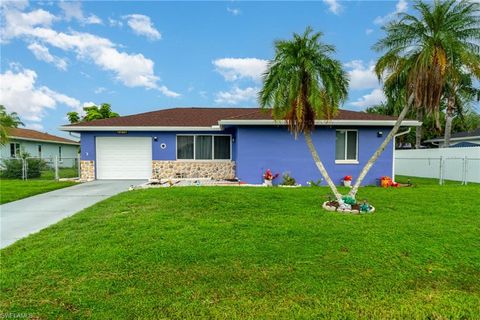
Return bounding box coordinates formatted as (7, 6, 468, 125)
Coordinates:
(322, 196, 375, 214)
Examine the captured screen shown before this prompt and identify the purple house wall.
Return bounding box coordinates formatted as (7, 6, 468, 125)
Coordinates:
(235, 126, 393, 186)
(79, 124, 393, 186)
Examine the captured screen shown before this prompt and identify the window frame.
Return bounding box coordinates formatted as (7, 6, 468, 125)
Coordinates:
(335, 129, 359, 164)
(38, 144, 42, 158)
(10, 142, 20, 158)
(176, 134, 232, 161)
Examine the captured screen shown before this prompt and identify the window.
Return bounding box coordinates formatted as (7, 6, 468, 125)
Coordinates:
(58, 146, 62, 161)
(10, 143, 20, 158)
(38, 145, 42, 158)
(335, 130, 358, 163)
(177, 135, 231, 160)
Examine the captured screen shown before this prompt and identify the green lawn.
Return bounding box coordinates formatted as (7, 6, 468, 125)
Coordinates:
(1, 183, 479, 318)
(0, 179, 77, 204)
(39, 167, 79, 180)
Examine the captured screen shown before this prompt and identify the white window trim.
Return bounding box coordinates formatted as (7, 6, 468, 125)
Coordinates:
(176, 134, 232, 161)
(335, 129, 359, 164)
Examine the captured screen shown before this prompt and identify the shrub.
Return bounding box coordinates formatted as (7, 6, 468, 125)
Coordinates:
(281, 172, 296, 186)
(1, 158, 45, 179)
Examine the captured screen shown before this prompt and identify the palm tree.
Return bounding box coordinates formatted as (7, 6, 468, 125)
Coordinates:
(259, 27, 349, 202)
(349, 0, 480, 198)
(0, 105, 24, 146)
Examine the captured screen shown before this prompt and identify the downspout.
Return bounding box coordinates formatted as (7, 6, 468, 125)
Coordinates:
(392, 128, 411, 181)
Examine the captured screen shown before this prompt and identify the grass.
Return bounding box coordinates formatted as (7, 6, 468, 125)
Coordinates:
(0, 179, 76, 204)
(1, 182, 479, 319)
(39, 167, 79, 180)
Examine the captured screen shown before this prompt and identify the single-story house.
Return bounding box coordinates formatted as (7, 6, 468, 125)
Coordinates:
(60, 107, 420, 185)
(424, 128, 480, 148)
(0, 128, 79, 167)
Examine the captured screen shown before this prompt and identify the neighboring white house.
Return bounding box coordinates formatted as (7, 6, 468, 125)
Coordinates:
(0, 128, 79, 167)
(424, 128, 480, 148)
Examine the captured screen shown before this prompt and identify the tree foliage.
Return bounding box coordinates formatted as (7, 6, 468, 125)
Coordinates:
(67, 103, 120, 124)
(259, 27, 349, 135)
(374, 0, 480, 129)
(0, 105, 24, 146)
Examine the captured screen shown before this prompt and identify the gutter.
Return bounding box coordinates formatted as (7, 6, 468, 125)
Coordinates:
(392, 128, 411, 182)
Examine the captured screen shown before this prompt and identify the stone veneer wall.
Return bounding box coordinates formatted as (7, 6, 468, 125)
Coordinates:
(80, 160, 95, 181)
(152, 161, 236, 180)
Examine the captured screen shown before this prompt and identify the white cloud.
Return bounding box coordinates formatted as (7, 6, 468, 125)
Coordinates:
(94, 87, 106, 94)
(1, 6, 178, 97)
(123, 14, 161, 40)
(323, 0, 342, 15)
(213, 58, 268, 82)
(0, 67, 81, 123)
(350, 88, 386, 108)
(374, 0, 408, 25)
(227, 7, 241, 16)
(108, 17, 123, 27)
(27, 42, 67, 70)
(365, 28, 373, 35)
(58, 1, 102, 25)
(215, 87, 258, 105)
(1, 8, 56, 40)
(26, 122, 44, 131)
(344, 60, 379, 90)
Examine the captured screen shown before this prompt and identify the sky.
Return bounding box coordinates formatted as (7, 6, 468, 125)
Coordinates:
(1, 0, 414, 137)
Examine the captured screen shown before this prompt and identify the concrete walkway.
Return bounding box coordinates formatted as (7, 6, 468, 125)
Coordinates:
(1, 180, 145, 249)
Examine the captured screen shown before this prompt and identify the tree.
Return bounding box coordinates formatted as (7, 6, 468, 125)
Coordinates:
(67, 103, 119, 124)
(349, 0, 480, 197)
(443, 68, 480, 147)
(259, 27, 349, 202)
(0, 105, 24, 146)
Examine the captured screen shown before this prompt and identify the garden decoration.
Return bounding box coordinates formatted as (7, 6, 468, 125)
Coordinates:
(343, 175, 352, 187)
(322, 195, 375, 214)
(380, 176, 399, 188)
(262, 169, 279, 186)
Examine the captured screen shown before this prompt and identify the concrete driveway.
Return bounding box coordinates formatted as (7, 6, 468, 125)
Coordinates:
(1, 180, 145, 249)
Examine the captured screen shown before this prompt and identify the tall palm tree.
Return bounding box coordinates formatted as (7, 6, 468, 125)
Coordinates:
(0, 105, 24, 146)
(259, 27, 349, 202)
(349, 0, 480, 197)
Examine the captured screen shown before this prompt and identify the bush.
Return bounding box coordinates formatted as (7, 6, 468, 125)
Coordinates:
(281, 172, 296, 186)
(1, 158, 45, 179)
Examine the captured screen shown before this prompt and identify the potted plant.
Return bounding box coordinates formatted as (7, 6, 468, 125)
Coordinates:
(343, 175, 352, 187)
(263, 169, 279, 186)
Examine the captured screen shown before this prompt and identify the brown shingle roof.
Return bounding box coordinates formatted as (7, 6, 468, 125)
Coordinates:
(8, 128, 79, 145)
(63, 107, 402, 128)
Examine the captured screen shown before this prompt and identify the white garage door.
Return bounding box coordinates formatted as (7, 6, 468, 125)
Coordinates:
(96, 137, 152, 179)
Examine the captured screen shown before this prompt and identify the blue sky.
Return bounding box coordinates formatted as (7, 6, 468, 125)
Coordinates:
(1, 0, 412, 137)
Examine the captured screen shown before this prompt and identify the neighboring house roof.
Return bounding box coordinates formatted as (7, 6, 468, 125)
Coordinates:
(61, 107, 421, 131)
(8, 128, 80, 145)
(425, 128, 480, 143)
(451, 141, 480, 148)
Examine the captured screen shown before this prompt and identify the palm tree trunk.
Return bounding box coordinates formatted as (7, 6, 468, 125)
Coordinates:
(415, 108, 423, 149)
(443, 97, 455, 148)
(349, 96, 413, 198)
(304, 131, 343, 202)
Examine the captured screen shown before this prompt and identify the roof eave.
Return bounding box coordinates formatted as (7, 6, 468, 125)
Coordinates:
(425, 135, 480, 143)
(59, 125, 224, 132)
(218, 119, 423, 127)
(10, 136, 80, 145)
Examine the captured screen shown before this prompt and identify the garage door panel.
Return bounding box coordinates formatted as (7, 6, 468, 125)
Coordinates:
(96, 137, 152, 179)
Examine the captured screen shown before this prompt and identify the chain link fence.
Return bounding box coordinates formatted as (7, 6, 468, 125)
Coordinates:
(0, 156, 80, 180)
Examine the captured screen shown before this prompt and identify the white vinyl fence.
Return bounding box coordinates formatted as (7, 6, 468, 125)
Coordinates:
(395, 147, 480, 184)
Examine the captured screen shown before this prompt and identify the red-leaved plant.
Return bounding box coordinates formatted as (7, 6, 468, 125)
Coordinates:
(263, 169, 279, 181)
